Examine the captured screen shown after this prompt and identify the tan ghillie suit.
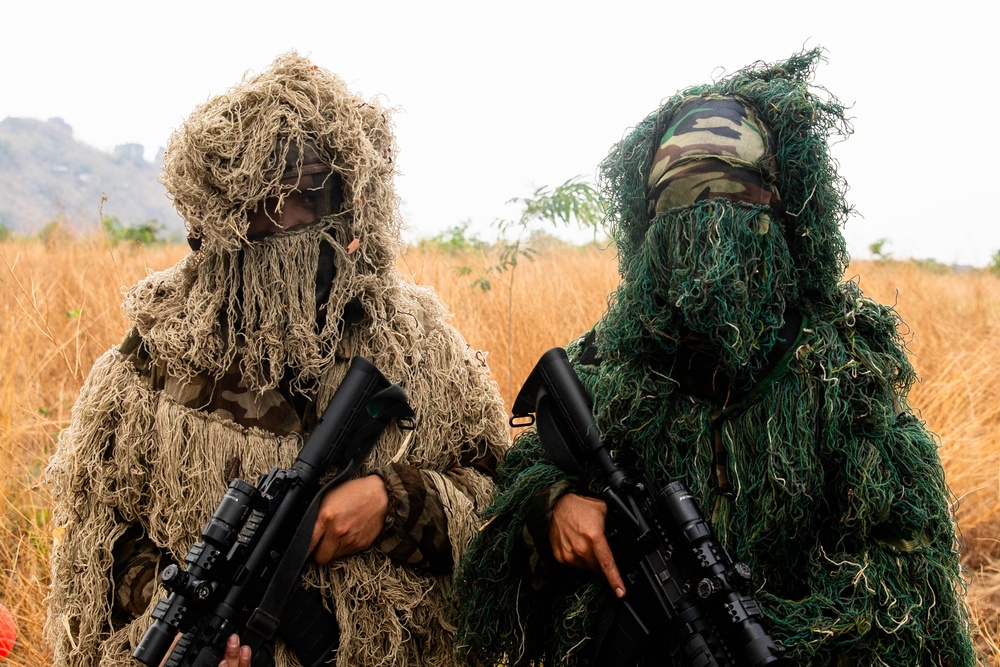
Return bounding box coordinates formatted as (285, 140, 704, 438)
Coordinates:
(45, 52, 509, 667)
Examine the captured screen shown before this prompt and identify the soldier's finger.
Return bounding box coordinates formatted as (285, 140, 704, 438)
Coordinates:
(217, 634, 239, 667)
(593, 538, 626, 598)
(312, 536, 336, 564)
(309, 516, 326, 552)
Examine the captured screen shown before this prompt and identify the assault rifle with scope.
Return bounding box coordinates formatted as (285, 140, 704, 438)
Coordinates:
(511, 347, 784, 667)
(133, 356, 414, 667)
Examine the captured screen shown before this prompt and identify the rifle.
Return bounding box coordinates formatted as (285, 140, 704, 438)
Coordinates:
(511, 347, 783, 667)
(133, 356, 415, 667)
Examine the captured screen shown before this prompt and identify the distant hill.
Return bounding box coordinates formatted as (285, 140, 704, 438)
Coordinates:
(0, 117, 184, 239)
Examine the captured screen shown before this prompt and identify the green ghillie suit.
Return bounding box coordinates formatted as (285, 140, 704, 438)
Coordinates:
(453, 50, 977, 666)
(45, 52, 509, 667)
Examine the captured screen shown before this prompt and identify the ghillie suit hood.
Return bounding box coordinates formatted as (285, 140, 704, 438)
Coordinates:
(46, 52, 509, 667)
(453, 49, 977, 666)
(128, 51, 404, 393)
(598, 50, 851, 384)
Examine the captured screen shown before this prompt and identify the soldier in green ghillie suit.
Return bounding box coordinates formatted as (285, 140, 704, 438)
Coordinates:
(452, 49, 978, 666)
(45, 52, 509, 667)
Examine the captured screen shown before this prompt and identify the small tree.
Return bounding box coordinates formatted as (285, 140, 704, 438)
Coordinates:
(102, 216, 163, 246)
(869, 237, 892, 262)
(122, 219, 163, 245)
(39, 219, 72, 245)
(473, 177, 605, 397)
(989, 249, 1000, 276)
(473, 177, 604, 290)
(419, 220, 486, 254)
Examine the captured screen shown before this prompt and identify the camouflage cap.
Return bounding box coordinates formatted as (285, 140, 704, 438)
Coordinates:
(646, 95, 780, 217)
(599, 49, 852, 297)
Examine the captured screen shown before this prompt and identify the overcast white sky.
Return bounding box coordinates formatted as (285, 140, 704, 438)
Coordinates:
(2, 1, 997, 265)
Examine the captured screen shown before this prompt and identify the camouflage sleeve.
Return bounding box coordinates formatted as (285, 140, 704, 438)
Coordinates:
(373, 439, 500, 574)
(373, 463, 456, 574)
(520, 480, 575, 590)
(110, 525, 165, 622)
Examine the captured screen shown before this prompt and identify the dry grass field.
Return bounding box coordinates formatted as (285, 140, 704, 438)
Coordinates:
(1, 237, 998, 664)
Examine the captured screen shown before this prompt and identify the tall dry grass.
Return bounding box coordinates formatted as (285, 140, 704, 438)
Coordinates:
(1, 238, 997, 664)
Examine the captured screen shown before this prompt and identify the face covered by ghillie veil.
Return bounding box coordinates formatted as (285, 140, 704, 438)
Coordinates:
(126, 220, 347, 392)
(126, 52, 402, 393)
(597, 53, 852, 383)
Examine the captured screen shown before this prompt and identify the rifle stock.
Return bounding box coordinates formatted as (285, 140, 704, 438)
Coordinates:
(513, 347, 783, 667)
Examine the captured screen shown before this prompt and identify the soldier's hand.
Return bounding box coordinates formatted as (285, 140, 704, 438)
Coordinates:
(549, 493, 626, 598)
(310, 474, 389, 564)
(218, 634, 250, 667)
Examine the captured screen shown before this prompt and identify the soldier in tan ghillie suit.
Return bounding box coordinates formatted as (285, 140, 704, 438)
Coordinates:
(45, 51, 509, 667)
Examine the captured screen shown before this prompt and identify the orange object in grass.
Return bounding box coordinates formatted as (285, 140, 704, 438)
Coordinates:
(0, 602, 15, 659)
